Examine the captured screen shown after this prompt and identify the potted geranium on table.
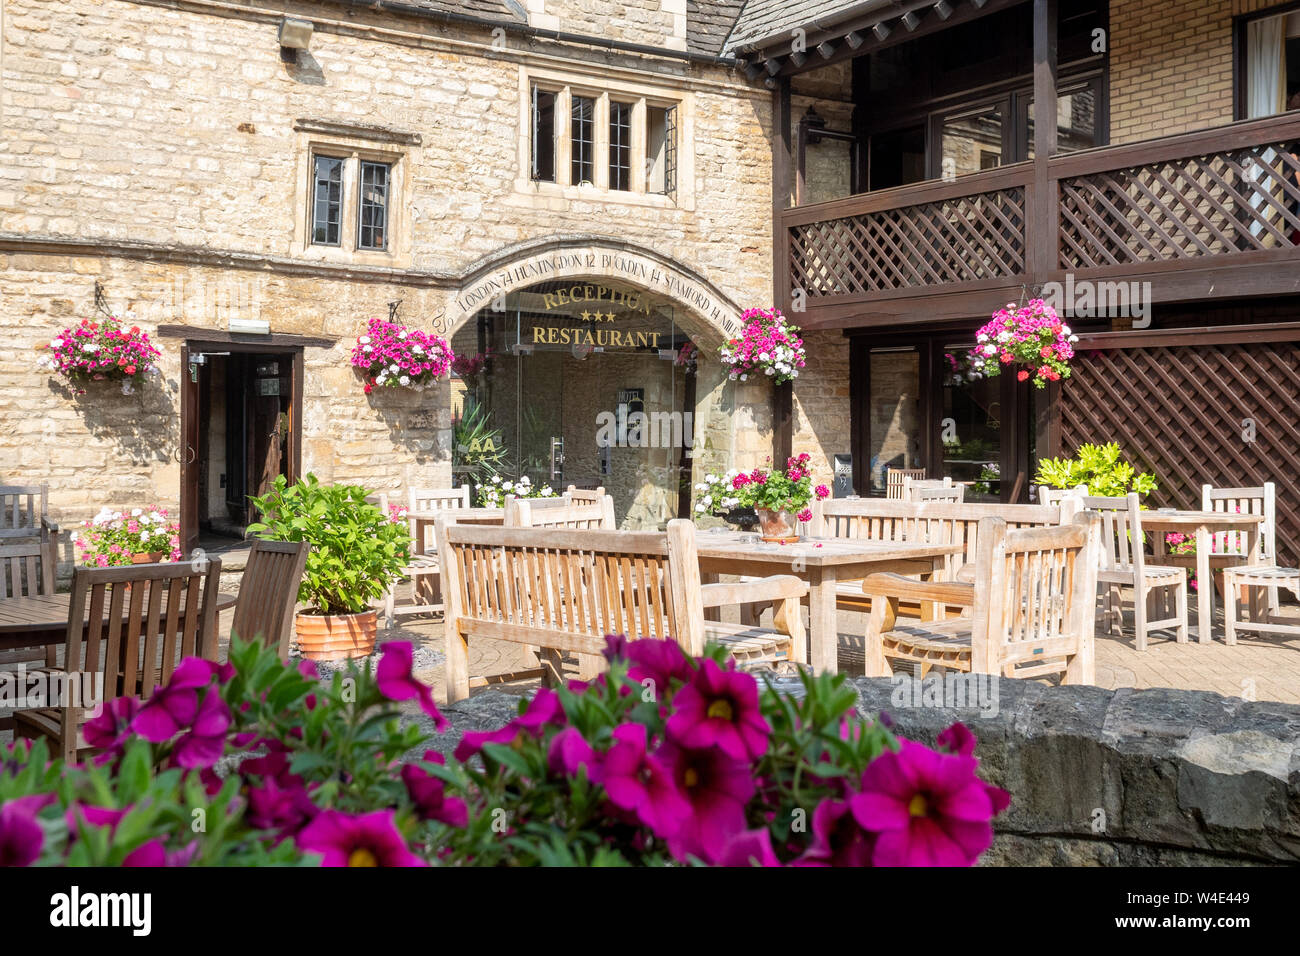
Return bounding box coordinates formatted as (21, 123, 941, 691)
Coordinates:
(39, 317, 162, 395)
(351, 317, 454, 394)
(695, 454, 829, 543)
(719, 308, 806, 384)
(247, 475, 410, 661)
(969, 299, 1078, 389)
(71, 506, 182, 566)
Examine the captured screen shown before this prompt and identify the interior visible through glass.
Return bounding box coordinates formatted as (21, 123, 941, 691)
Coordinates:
(450, 281, 697, 529)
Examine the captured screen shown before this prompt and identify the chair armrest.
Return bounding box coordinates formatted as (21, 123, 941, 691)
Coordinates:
(701, 575, 808, 608)
(953, 565, 976, 584)
(861, 573, 976, 607)
(42, 516, 60, 534)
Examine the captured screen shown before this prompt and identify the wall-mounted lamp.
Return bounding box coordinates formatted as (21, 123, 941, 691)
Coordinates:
(934, 1, 954, 20)
(845, 30, 865, 49)
(817, 41, 836, 59)
(901, 11, 921, 31)
(278, 17, 313, 63)
(872, 21, 892, 41)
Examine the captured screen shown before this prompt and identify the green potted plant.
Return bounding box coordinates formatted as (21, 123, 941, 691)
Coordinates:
(1034, 442, 1158, 498)
(247, 475, 410, 661)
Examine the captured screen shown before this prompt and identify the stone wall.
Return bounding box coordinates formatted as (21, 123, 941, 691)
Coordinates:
(0, 0, 782, 533)
(853, 676, 1300, 865)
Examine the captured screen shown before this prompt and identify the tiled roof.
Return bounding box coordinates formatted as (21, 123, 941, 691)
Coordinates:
(722, 0, 887, 55)
(687, 0, 749, 56)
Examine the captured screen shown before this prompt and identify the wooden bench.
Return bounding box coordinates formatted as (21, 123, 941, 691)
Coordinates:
(435, 518, 807, 703)
(862, 513, 1102, 684)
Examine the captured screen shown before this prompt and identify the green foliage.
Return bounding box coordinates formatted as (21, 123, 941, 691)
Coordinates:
(1034, 442, 1158, 498)
(452, 403, 506, 485)
(247, 474, 410, 616)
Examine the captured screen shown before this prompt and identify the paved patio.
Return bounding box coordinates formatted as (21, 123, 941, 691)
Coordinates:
(355, 587, 1300, 707)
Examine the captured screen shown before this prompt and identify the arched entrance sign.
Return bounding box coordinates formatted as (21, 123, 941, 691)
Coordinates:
(439, 238, 744, 343)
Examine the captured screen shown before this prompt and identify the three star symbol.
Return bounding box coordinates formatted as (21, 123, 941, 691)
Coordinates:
(579, 310, 616, 322)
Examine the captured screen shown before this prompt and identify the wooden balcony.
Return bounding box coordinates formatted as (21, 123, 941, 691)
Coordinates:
(782, 112, 1300, 329)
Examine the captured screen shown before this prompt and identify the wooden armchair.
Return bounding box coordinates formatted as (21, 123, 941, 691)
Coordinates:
(1085, 493, 1188, 650)
(903, 477, 966, 503)
(0, 484, 60, 551)
(565, 484, 607, 504)
(369, 486, 470, 628)
(14, 560, 222, 761)
(230, 539, 310, 660)
(862, 513, 1101, 684)
(0, 540, 59, 732)
(885, 468, 927, 500)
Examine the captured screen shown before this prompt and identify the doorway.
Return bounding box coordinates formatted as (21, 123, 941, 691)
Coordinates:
(180, 343, 302, 553)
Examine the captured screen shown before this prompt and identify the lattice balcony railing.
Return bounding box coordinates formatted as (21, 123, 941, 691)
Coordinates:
(1058, 143, 1300, 269)
(786, 182, 1027, 298)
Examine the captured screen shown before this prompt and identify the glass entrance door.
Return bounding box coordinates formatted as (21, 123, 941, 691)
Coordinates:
(451, 281, 696, 529)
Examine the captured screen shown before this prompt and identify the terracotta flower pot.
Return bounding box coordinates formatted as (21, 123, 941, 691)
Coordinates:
(295, 609, 379, 662)
(755, 508, 800, 544)
(130, 551, 164, 564)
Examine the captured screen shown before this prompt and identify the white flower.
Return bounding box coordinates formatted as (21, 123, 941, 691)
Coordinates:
(1061, 325, 1072, 336)
(389, 364, 399, 373)
(764, 367, 774, 375)
(359, 336, 371, 344)
(399, 376, 410, 385)
(740, 374, 748, 382)
(362, 345, 373, 353)
(502, 481, 513, 491)
(82, 343, 98, 353)
(398, 330, 408, 339)
(50, 338, 64, 348)
(131, 509, 142, 517)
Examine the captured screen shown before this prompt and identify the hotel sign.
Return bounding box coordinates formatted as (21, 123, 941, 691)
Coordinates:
(445, 243, 742, 339)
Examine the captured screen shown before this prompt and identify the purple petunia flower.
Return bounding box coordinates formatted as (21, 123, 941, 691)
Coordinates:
(601, 723, 690, 837)
(665, 659, 770, 762)
(653, 739, 754, 864)
(0, 799, 45, 867)
(624, 639, 694, 703)
(296, 809, 426, 867)
(849, 738, 1010, 866)
(376, 641, 448, 731)
(401, 752, 469, 828)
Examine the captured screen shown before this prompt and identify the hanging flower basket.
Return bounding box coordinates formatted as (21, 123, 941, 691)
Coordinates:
(968, 299, 1078, 389)
(39, 317, 161, 395)
(719, 308, 806, 385)
(451, 349, 491, 380)
(351, 317, 454, 394)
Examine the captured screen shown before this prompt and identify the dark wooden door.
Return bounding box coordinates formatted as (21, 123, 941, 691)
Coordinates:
(179, 345, 202, 554)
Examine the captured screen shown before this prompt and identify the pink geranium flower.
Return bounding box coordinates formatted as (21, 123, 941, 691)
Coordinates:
(849, 738, 1009, 866)
(297, 809, 426, 867)
(375, 641, 448, 731)
(665, 659, 770, 762)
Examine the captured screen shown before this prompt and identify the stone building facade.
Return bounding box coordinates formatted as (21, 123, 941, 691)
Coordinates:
(0, 0, 792, 547)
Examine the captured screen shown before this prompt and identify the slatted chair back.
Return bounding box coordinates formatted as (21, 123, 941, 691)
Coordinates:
(885, 468, 927, 500)
(972, 512, 1101, 681)
(505, 495, 616, 530)
(437, 520, 696, 699)
(0, 484, 50, 541)
(565, 484, 607, 504)
(407, 486, 471, 554)
(811, 498, 1071, 581)
(17, 560, 222, 761)
(904, 477, 966, 503)
(1081, 493, 1147, 578)
(230, 540, 310, 660)
(1037, 485, 1088, 507)
(1203, 482, 1275, 561)
(0, 540, 58, 667)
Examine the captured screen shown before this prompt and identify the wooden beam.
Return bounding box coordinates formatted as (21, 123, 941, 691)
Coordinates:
(156, 326, 336, 349)
(773, 75, 793, 316)
(1029, 0, 1058, 282)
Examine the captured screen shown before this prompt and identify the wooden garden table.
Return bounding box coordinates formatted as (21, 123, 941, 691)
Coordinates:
(0, 591, 238, 657)
(691, 530, 964, 674)
(1144, 510, 1265, 643)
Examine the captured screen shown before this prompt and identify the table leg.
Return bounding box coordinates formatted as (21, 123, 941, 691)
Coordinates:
(808, 567, 837, 674)
(1195, 525, 1213, 644)
(701, 571, 721, 622)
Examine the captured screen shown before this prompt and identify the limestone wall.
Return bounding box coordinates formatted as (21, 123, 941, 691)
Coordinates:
(0, 0, 785, 532)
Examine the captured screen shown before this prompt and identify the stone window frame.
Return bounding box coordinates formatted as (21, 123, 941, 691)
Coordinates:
(517, 66, 695, 211)
(293, 131, 413, 268)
